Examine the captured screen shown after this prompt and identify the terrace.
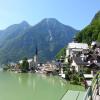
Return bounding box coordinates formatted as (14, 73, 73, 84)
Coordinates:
(61, 72, 100, 100)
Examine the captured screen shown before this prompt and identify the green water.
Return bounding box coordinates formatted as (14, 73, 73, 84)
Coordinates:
(0, 72, 85, 100)
(0, 72, 67, 100)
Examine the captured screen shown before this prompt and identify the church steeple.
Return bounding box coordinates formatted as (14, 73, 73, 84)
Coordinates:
(35, 46, 38, 56)
(34, 45, 38, 63)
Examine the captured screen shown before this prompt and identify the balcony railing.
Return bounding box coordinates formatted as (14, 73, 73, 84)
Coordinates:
(83, 72, 100, 100)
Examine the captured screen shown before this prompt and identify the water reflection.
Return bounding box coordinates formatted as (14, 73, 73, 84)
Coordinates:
(18, 76, 22, 84)
(0, 72, 67, 100)
(17, 73, 66, 88)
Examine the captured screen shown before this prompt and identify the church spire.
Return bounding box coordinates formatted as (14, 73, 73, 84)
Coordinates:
(34, 45, 38, 63)
(35, 45, 38, 56)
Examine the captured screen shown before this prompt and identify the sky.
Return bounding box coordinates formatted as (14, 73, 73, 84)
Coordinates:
(0, 0, 100, 30)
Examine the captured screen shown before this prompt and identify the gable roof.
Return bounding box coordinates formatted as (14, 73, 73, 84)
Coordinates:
(68, 43, 89, 49)
(73, 56, 88, 66)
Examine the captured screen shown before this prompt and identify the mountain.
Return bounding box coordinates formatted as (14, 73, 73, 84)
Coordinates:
(0, 18, 78, 64)
(0, 21, 30, 46)
(76, 11, 100, 44)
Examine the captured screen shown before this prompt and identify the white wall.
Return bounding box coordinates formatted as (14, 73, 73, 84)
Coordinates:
(71, 60, 80, 72)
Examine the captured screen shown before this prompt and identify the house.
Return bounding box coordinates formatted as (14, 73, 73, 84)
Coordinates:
(37, 62, 57, 74)
(65, 41, 100, 74)
(71, 56, 88, 72)
(87, 54, 100, 70)
(70, 51, 100, 72)
(91, 41, 100, 55)
(65, 42, 89, 63)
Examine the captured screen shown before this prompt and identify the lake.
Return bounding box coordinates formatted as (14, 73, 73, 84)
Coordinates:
(0, 72, 68, 100)
(0, 72, 85, 100)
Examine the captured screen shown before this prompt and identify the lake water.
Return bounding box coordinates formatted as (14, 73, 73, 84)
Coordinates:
(0, 72, 67, 100)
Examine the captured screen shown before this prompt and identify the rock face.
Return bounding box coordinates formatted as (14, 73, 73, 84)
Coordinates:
(0, 18, 78, 64)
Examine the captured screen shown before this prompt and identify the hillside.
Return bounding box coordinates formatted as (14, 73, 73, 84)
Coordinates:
(76, 11, 100, 44)
(0, 21, 30, 46)
(0, 18, 78, 64)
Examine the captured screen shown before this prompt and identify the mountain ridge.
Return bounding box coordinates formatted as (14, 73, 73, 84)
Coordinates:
(0, 18, 78, 64)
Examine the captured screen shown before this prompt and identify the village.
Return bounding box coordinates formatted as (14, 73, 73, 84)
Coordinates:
(65, 39, 100, 86)
(3, 38, 100, 89)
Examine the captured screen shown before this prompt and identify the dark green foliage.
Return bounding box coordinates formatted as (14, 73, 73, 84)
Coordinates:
(56, 47, 66, 59)
(64, 68, 84, 85)
(3, 65, 10, 71)
(65, 71, 82, 85)
(97, 33, 100, 42)
(65, 69, 72, 80)
(80, 77, 84, 82)
(83, 68, 91, 74)
(76, 11, 100, 44)
(21, 57, 29, 72)
(0, 18, 78, 64)
(71, 74, 80, 85)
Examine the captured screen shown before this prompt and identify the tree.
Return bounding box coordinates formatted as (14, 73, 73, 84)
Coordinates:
(76, 11, 100, 44)
(21, 57, 29, 72)
(97, 33, 100, 42)
(56, 47, 66, 59)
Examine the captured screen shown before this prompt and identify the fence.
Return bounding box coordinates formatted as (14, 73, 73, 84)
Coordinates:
(83, 72, 100, 100)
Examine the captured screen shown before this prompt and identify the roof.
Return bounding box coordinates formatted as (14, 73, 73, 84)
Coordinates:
(83, 74, 93, 78)
(73, 56, 88, 66)
(82, 49, 89, 54)
(68, 43, 89, 49)
(87, 54, 100, 62)
(91, 41, 96, 46)
(19, 60, 23, 64)
(28, 59, 33, 63)
(95, 63, 100, 67)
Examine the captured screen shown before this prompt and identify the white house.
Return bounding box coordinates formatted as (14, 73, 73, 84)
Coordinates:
(65, 42, 89, 63)
(70, 56, 88, 72)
